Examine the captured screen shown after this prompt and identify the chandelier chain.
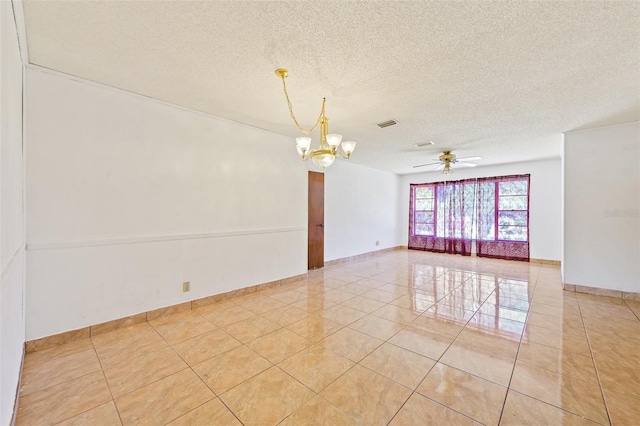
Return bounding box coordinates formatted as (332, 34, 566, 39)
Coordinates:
(280, 75, 325, 135)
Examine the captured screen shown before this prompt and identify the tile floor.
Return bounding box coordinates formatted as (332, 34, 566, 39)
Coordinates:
(16, 250, 640, 425)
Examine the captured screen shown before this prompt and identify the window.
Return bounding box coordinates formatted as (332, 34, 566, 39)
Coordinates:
(409, 174, 530, 261)
(413, 185, 435, 236)
(409, 179, 477, 256)
(477, 179, 529, 241)
(497, 180, 528, 241)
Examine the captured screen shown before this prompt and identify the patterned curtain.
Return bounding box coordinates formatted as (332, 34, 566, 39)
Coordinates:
(409, 179, 476, 256)
(476, 175, 530, 261)
(409, 175, 530, 261)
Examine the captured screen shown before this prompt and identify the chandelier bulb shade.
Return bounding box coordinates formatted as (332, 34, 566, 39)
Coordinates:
(275, 68, 356, 169)
(296, 137, 311, 157)
(326, 134, 342, 148)
(341, 141, 356, 157)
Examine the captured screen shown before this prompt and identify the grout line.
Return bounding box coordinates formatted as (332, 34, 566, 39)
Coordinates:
(89, 338, 125, 426)
(170, 322, 244, 426)
(496, 263, 540, 424)
(386, 391, 414, 425)
(17, 348, 98, 389)
(105, 321, 199, 404)
(576, 298, 613, 426)
(506, 387, 605, 423)
(23, 369, 112, 425)
(216, 397, 245, 425)
(623, 299, 640, 322)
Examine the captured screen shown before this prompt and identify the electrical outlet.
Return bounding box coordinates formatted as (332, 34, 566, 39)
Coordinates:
(182, 281, 190, 292)
(375, 240, 380, 246)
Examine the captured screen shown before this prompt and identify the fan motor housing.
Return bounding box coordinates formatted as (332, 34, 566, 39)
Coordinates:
(439, 151, 456, 163)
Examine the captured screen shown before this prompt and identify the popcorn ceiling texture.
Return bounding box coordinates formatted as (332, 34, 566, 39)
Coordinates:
(21, 1, 639, 174)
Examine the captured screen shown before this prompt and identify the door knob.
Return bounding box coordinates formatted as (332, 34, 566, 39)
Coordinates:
(317, 224, 324, 228)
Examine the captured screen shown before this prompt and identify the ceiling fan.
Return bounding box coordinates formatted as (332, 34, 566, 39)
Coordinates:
(413, 151, 482, 174)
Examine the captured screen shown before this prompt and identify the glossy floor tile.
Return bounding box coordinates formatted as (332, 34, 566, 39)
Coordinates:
(17, 250, 639, 425)
(114, 369, 214, 425)
(20, 349, 102, 396)
(389, 392, 479, 425)
(500, 390, 600, 425)
(101, 346, 188, 398)
(192, 345, 271, 395)
(248, 327, 311, 363)
(17, 371, 112, 425)
(220, 366, 315, 425)
(278, 343, 355, 392)
(55, 401, 122, 426)
(439, 341, 515, 386)
(167, 398, 241, 425)
(279, 395, 362, 425)
(510, 361, 608, 424)
(321, 365, 412, 425)
(417, 363, 508, 425)
(171, 328, 241, 366)
(360, 342, 435, 389)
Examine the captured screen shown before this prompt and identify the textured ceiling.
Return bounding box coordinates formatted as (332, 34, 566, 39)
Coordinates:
(21, 1, 640, 174)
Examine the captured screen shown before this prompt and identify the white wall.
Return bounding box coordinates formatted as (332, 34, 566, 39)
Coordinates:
(399, 158, 563, 261)
(319, 160, 401, 261)
(25, 68, 308, 339)
(1, 1, 26, 423)
(563, 122, 639, 292)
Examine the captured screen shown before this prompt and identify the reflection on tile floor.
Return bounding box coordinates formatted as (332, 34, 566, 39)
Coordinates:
(16, 250, 640, 425)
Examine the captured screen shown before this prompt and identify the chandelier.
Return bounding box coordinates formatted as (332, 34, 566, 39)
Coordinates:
(275, 69, 356, 168)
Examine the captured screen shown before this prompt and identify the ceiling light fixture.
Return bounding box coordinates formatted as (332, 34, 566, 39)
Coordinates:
(275, 69, 356, 169)
(413, 151, 481, 173)
(441, 151, 456, 174)
(442, 162, 455, 174)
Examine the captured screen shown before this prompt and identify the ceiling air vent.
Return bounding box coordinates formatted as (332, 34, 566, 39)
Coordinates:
(376, 119, 398, 128)
(415, 141, 434, 147)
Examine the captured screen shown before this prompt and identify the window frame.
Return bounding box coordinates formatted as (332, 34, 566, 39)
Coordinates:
(412, 184, 437, 237)
(493, 179, 529, 242)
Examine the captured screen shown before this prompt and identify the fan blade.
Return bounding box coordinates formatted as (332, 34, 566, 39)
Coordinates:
(435, 164, 445, 171)
(456, 156, 482, 162)
(413, 162, 441, 168)
(455, 162, 478, 168)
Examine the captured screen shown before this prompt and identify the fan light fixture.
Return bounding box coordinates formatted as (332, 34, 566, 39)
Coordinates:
(442, 162, 455, 174)
(275, 69, 356, 169)
(412, 150, 482, 173)
(440, 152, 456, 175)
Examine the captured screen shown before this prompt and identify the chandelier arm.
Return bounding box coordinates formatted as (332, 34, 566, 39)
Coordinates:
(280, 75, 325, 135)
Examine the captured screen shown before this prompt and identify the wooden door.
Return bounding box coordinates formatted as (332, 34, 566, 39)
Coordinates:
(308, 171, 324, 269)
